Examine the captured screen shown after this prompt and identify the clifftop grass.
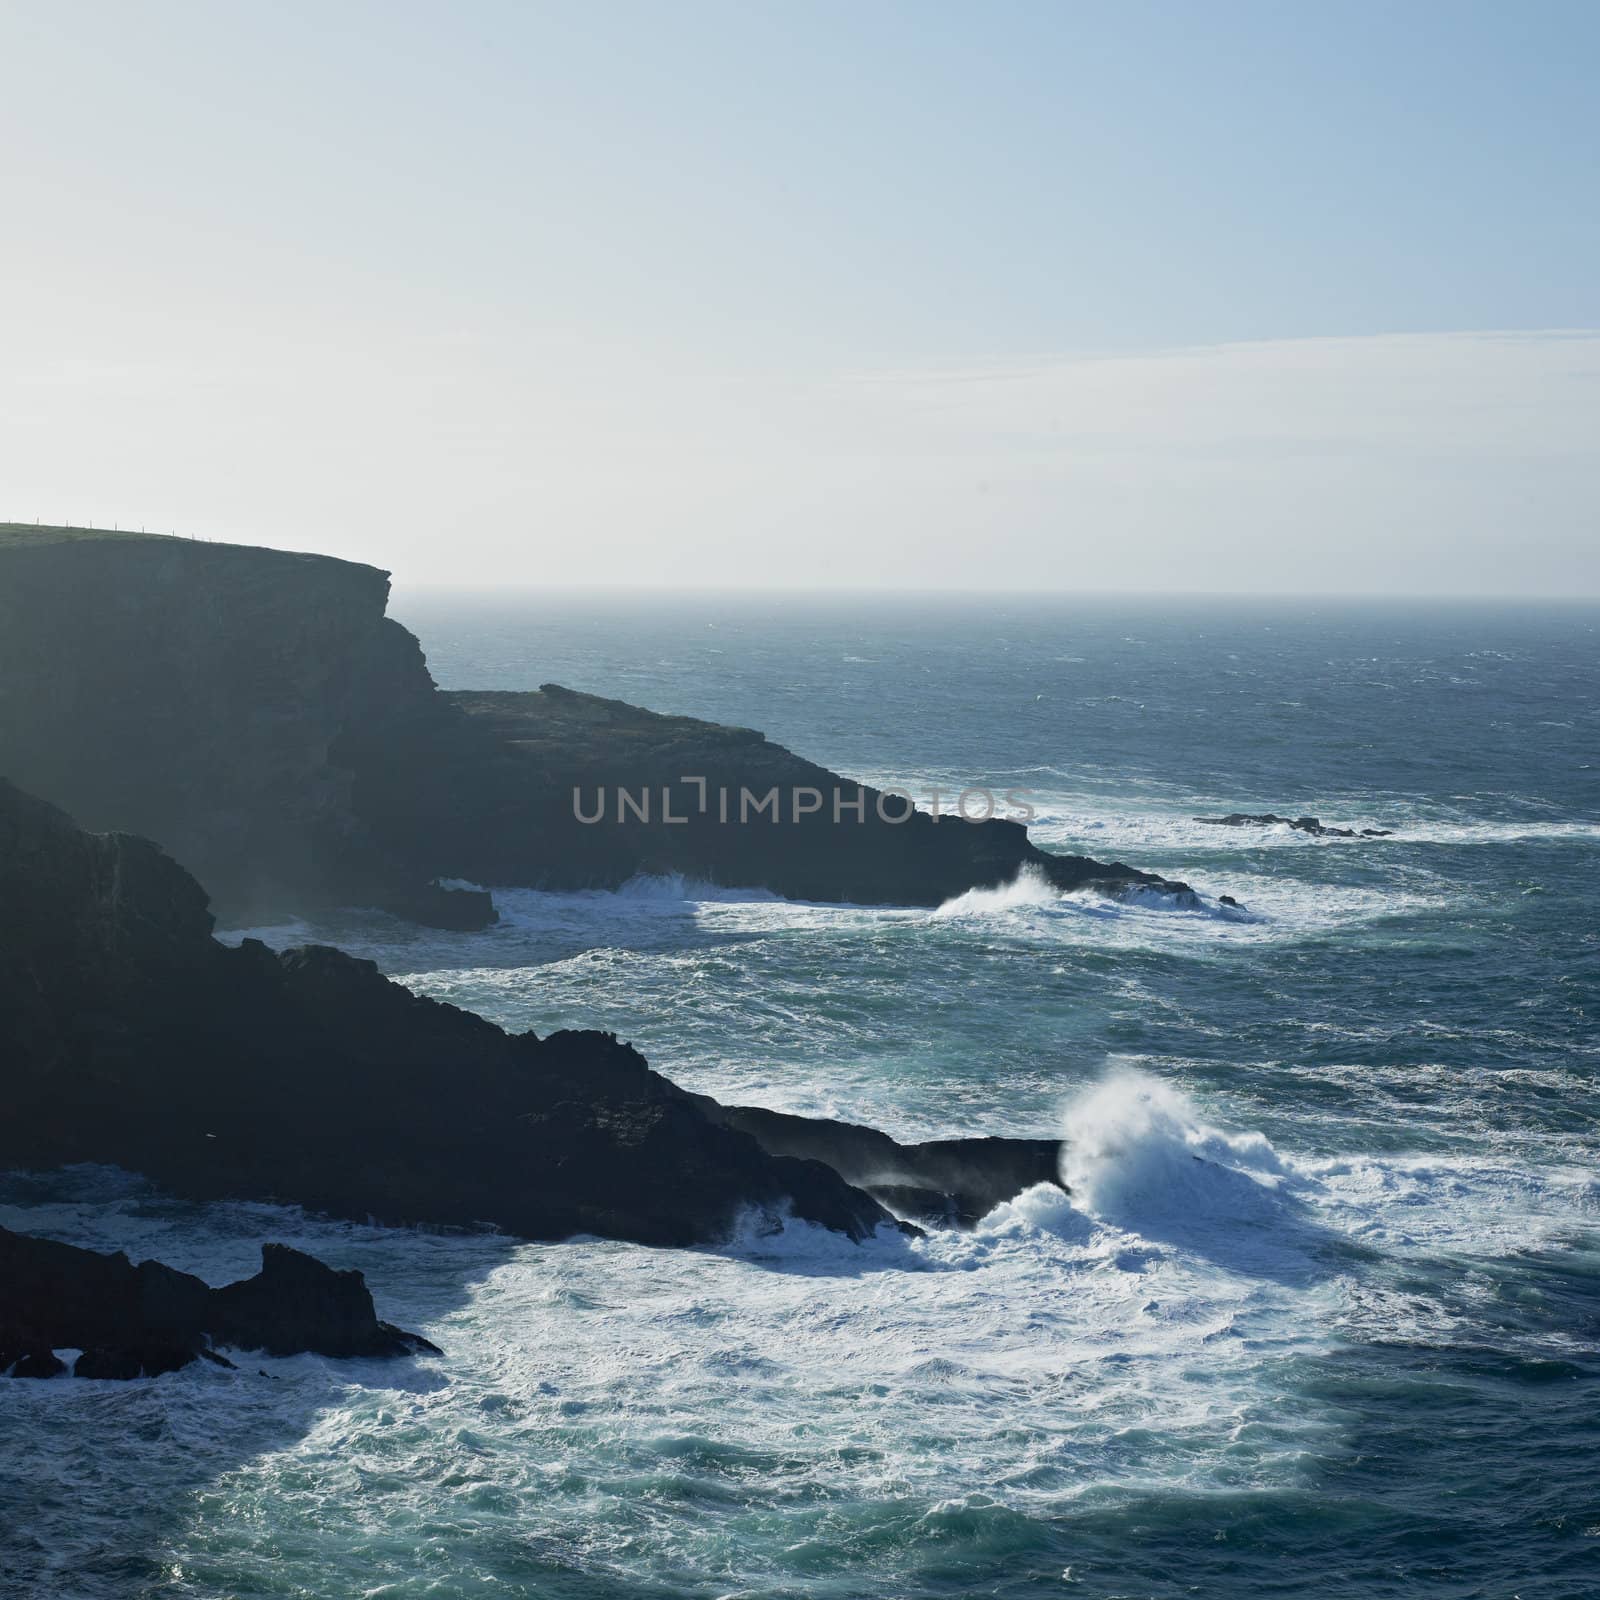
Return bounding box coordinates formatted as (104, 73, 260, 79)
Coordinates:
(0, 522, 180, 550)
(0, 524, 385, 580)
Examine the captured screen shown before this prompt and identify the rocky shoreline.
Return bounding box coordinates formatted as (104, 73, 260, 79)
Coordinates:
(0, 778, 1062, 1251)
(0, 523, 1192, 1375)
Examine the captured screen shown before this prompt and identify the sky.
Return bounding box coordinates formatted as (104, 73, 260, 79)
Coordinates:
(1, 0, 1596, 595)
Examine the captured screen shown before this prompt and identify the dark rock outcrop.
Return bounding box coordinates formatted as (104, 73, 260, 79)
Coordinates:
(0, 777, 900, 1244)
(376, 685, 1195, 907)
(211, 1243, 434, 1358)
(0, 1225, 436, 1378)
(1194, 812, 1392, 839)
(72, 1346, 207, 1379)
(0, 524, 1194, 923)
(691, 1098, 1064, 1228)
(4, 1348, 66, 1379)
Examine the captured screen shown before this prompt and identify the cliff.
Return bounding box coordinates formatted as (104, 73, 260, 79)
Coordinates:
(0, 779, 1058, 1243)
(0, 525, 489, 928)
(0, 524, 1193, 922)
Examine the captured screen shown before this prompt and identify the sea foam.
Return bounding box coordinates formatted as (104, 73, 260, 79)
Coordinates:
(931, 863, 1060, 918)
(1061, 1070, 1295, 1231)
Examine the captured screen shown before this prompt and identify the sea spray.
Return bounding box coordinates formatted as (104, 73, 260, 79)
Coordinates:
(1061, 1071, 1296, 1230)
(932, 863, 1061, 918)
(931, 866, 1265, 930)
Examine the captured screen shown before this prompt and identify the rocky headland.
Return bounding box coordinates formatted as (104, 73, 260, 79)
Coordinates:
(0, 524, 1196, 927)
(403, 684, 1192, 907)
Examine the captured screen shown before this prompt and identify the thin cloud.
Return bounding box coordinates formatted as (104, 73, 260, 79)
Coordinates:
(2, 330, 1595, 595)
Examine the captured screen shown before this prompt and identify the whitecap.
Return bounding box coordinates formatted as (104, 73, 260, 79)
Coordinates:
(1061, 1070, 1296, 1232)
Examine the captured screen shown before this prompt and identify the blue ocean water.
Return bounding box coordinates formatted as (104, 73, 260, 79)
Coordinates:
(3, 595, 1597, 1599)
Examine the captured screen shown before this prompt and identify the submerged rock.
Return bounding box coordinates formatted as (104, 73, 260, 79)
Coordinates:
(0, 1226, 434, 1379)
(1194, 812, 1392, 839)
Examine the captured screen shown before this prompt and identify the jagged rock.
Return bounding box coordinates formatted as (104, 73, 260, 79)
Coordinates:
(1194, 812, 1392, 839)
(691, 1098, 1064, 1228)
(0, 525, 1195, 922)
(75, 1345, 196, 1380)
(0, 766, 1070, 1245)
(209, 1245, 438, 1358)
(0, 778, 897, 1244)
(0, 1225, 433, 1377)
(3, 1347, 66, 1379)
(859, 1184, 966, 1228)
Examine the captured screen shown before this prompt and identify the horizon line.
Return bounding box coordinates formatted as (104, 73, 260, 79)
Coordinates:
(9, 521, 1595, 605)
(393, 581, 1600, 605)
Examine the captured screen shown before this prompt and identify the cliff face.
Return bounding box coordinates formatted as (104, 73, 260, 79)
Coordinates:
(0, 527, 488, 928)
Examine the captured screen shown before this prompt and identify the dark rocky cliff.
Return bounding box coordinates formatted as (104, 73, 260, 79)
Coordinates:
(0, 525, 488, 929)
(0, 779, 1061, 1244)
(0, 524, 1193, 922)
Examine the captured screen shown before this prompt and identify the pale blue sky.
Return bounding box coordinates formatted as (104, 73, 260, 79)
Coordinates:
(2, 1, 1596, 592)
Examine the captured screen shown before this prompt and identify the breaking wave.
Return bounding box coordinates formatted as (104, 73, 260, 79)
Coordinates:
(1061, 1071, 1297, 1230)
(931, 864, 1060, 918)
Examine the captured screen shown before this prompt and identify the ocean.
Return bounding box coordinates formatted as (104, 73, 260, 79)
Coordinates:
(3, 594, 1597, 1599)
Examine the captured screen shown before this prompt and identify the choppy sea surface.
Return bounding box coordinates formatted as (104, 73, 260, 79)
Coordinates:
(4, 594, 1597, 1599)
